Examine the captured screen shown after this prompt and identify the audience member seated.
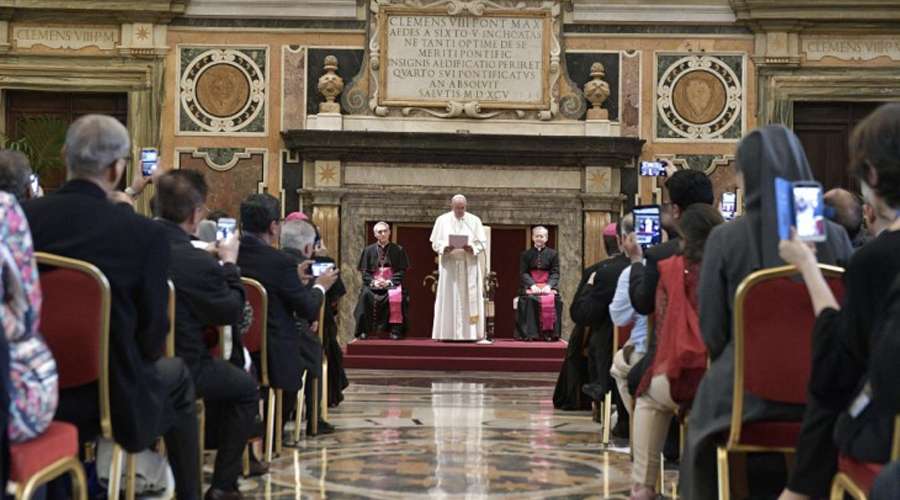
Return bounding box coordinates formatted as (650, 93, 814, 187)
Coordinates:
(1, 192, 57, 444)
(0, 150, 40, 201)
(572, 223, 630, 408)
(353, 221, 409, 340)
(629, 204, 723, 500)
(777, 103, 900, 500)
(308, 222, 349, 407)
(552, 228, 610, 411)
(608, 215, 646, 431)
(515, 226, 562, 341)
(236, 194, 337, 436)
(23, 114, 199, 500)
(155, 170, 261, 500)
(278, 217, 339, 432)
(825, 188, 867, 248)
(680, 125, 852, 500)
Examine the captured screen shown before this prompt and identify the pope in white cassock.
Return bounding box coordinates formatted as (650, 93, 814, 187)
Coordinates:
(430, 194, 488, 341)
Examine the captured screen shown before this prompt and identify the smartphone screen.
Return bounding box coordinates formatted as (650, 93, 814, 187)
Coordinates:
(720, 192, 737, 220)
(216, 218, 236, 241)
(640, 161, 667, 177)
(311, 262, 334, 277)
(633, 205, 662, 248)
(29, 173, 39, 194)
(140, 147, 159, 177)
(793, 182, 826, 242)
(775, 177, 793, 241)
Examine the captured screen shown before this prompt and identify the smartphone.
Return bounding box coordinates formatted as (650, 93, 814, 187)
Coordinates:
(29, 173, 39, 194)
(633, 205, 662, 248)
(311, 262, 334, 277)
(792, 181, 826, 242)
(775, 178, 827, 242)
(216, 218, 236, 241)
(640, 161, 667, 177)
(720, 191, 737, 220)
(140, 147, 159, 177)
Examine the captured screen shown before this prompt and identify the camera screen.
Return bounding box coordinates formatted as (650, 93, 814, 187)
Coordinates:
(140, 148, 158, 177)
(312, 262, 333, 277)
(720, 192, 737, 220)
(216, 218, 236, 241)
(793, 186, 825, 241)
(640, 161, 666, 176)
(633, 206, 662, 248)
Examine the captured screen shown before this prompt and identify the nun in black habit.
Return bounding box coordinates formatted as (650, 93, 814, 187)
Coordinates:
(679, 125, 853, 499)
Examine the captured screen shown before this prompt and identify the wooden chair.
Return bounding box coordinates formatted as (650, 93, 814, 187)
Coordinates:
(717, 264, 845, 500)
(164, 278, 206, 499)
(8, 422, 88, 500)
(242, 277, 279, 460)
(602, 323, 633, 445)
(35, 252, 134, 500)
(829, 415, 900, 499)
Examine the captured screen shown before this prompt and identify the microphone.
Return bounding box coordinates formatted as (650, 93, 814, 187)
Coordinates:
(197, 220, 217, 243)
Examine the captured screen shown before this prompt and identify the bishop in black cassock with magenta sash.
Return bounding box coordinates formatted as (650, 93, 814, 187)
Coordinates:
(515, 226, 563, 341)
(353, 222, 410, 339)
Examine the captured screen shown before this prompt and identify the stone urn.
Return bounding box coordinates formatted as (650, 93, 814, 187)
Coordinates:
(583, 62, 611, 120)
(318, 55, 344, 113)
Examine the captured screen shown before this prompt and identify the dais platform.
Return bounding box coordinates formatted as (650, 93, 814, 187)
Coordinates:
(343, 338, 567, 372)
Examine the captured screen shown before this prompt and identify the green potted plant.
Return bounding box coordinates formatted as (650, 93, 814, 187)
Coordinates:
(0, 115, 68, 189)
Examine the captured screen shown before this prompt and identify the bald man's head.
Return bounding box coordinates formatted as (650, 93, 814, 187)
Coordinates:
(825, 188, 863, 241)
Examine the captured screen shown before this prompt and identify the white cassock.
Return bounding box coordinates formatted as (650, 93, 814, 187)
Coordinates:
(430, 211, 487, 341)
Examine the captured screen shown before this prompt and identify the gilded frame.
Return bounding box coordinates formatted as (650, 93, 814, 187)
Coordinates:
(375, 4, 552, 111)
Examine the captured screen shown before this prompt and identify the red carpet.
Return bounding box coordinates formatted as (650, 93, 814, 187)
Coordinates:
(343, 338, 566, 372)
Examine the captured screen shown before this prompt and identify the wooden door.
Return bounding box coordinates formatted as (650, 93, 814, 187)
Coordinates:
(793, 101, 884, 192)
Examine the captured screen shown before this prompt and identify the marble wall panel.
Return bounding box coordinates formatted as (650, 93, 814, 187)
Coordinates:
(621, 50, 641, 138)
(282, 46, 307, 131)
(178, 149, 265, 217)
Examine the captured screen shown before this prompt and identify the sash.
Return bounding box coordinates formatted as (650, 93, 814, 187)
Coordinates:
(530, 269, 555, 331)
(374, 267, 403, 324)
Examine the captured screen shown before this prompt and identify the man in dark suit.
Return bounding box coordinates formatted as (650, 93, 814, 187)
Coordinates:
(156, 170, 260, 500)
(572, 223, 630, 405)
(236, 194, 338, 435)
(23, 114, 199, 499)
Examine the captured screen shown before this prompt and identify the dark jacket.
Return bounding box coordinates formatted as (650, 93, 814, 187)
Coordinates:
(158, 219, 245, 367)
(237, 234, 323, 392)
(570, 253, 630, 333)
(628, 238, 679, 315)
(24, 180, 171, 451)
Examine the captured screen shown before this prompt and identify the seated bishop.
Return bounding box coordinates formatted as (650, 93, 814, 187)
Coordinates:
(353, 221, 410, 340)
(515, 226, 563, 341)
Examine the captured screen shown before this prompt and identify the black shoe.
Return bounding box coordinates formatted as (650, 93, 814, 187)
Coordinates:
(205, 487, 243, 500)
(611, 417, 630, 439)
(358, 332, 368, 340)
(243, 455, 269, 478)
(581, 383, 605, 402)
(306, 420, 335, 436)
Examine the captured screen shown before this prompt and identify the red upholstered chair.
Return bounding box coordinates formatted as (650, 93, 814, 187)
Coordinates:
(717, 264, 845, 499)
(241, 277, 279, 461)
(8, 421, 88, 500)
(601, 323, 633, 445)
(34, 252, 140, 499)
(829, 415, 900, 500)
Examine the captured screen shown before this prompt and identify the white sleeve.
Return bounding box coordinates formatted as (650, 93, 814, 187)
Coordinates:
(609, 267, 636, 326)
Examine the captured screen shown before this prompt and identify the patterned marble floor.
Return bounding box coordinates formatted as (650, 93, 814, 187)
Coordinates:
(232, 369, 678, 499)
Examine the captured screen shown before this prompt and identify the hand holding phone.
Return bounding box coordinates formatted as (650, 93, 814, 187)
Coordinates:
(216, 218, 237, 241)
(311, 262, 334, 277)
(776, 178, 826, 242)
(633, 205, 662, 248)
(140, 147, 159, 177)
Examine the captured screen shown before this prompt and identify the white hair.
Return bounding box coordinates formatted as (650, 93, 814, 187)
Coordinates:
(65, 114, 130, 177)
(280, 219, 317, 252)
(532, 225, 548, 236)
(451, 194, 467, 205)
(373, 221, 390, 233)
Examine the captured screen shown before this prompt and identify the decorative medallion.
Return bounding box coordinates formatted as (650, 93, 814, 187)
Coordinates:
(179, 47, 267, 134)
(656, 54, 743, 141)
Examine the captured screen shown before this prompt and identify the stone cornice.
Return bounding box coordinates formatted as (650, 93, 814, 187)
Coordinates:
(282, 130, 644, 168)
(730, 0, 900, 28)
(574, 3, 737, 24)
(183, 0, 358, 20)
(0, 0, 187, 23)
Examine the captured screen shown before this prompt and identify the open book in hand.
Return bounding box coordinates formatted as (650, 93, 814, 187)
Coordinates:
(449, 234, 469, 249)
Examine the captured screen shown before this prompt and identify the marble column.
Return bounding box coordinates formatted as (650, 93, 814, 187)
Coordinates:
(312, 203, 341, 264)
(584, 211, 612, 266)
